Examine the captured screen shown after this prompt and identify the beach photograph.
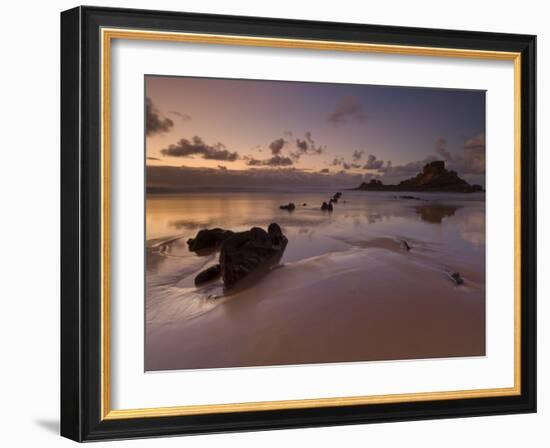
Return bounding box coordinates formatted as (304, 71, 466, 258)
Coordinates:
(145, 75, 486, 371)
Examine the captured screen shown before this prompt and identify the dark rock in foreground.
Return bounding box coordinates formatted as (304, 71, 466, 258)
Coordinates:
(220, 223, 288, 290)
(194, 264, 221, 286)
(187, 228, 234, 252)
(352, 161, 483, 193)
(280, 202, 296, 211)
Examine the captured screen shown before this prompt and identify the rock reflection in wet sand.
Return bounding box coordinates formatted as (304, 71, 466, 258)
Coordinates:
(414, 204, 461, 223)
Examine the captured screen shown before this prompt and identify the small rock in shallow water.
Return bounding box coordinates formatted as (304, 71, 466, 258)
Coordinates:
(279, 202, 296, 211)
(194, 264, 222, 286)
(321, 201, 334, 211)
(450, 272, 464, 285)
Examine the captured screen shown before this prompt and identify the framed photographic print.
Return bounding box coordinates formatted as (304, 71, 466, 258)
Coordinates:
(60, 6, 536, 441)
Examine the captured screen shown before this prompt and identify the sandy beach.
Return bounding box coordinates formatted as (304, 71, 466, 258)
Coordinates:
(144, 190, 485, 371)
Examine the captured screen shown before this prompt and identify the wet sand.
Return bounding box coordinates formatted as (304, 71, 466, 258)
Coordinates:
(145, 190, 485, 371)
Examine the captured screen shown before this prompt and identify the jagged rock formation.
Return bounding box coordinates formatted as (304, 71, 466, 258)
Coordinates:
(192, 223, 288, 289)
(353, 161, 483, 193)
(187, 228, 234, 252)
(219, 223, 288, 289)
(194, 264, 222, 286)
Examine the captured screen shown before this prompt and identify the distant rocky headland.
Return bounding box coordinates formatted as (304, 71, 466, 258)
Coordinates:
(352, 161, 483, 193)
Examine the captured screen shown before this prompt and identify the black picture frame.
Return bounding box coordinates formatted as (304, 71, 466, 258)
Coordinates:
(61, 5, 536, 442)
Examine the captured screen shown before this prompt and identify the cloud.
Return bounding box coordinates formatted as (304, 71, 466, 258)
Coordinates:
(358, 155, 437, 184)
(146, 98, 174, 136)
(258, 132, 325, 163)
(330, 153, 388, 173)
(365, 132, 486, 186)
(461, 133, 486, 174)
(363, 154, 385, 170)
(341, 162, 360, 170)
(292, 131, 325, 160)
(245, 158, 263, 166)
(378, 156, 436, 177)
(330, 153, 368, 171)
(246, 155, 294, 167)
(432, 133, 485, 177)
(352, 150, 364, 161)
(269, 138, 286, 155)
(169, 111, 192, 121)
(161, 136, 239, 161)
(435, 137, 452, 161)
(296, 139, 308, 152)
(315, 132, 485, 187)
(267, 155, 294, 166)
(328, 96, 367, 125)
(464, 133, 484, 151)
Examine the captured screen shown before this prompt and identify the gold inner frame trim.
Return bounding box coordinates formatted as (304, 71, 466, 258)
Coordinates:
(100, 27, 522, 421)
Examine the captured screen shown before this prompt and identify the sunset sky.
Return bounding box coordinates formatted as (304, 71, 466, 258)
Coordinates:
(145, 75, 486, 190)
